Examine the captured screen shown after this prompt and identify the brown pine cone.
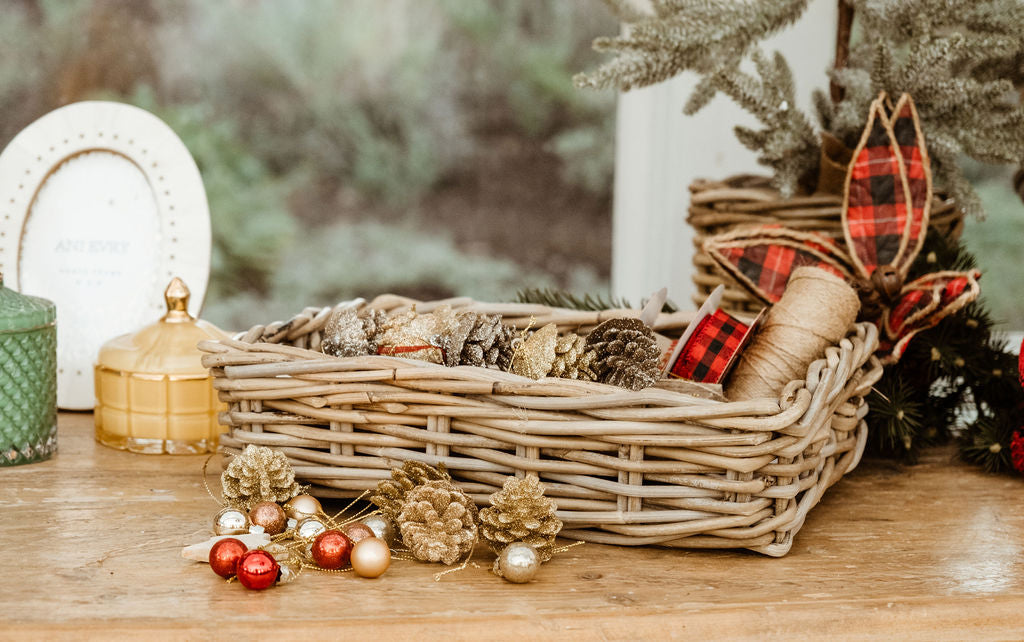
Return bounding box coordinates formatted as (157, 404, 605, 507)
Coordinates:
(397, 479, 479, 565)
(550, 333, 598, 381)
(479, 476, 562, 562)
(370, 460, 450, 522)
(460, 314, 515, 370)
(586, 317, 660, 391)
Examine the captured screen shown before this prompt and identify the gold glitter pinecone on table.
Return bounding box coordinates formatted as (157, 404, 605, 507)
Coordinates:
(479, 476, 562, 562)
(371, 460, 452, 522)
(585, 317, 661, 391)
(222, 445, 303, 511)
(321, 307, 387, 357)
(550, 332, 598, 381)
(396, 479, 479, 565)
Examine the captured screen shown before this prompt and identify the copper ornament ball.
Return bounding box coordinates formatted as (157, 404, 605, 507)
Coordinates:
(350, 537, 391, 578)
(248, 501, 287, 535)
(342, 522, 375, 544)
(283, 494, 322, 521)
(311, 530, 353, 570)
(236, 549, 279, 590)
(208, 537, 248, 578)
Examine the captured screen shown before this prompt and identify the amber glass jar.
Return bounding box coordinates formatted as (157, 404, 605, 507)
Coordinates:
(94, 277, 227, 454)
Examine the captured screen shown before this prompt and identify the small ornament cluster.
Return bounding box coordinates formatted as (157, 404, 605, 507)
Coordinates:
(322, 304, 662, 391)
(189, 449, 396, 591)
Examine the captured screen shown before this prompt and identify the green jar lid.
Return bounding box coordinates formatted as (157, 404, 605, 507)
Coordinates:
(0, 274, 56, 332)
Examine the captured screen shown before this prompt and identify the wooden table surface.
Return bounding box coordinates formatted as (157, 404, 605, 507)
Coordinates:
(2, 412, 1023, 640)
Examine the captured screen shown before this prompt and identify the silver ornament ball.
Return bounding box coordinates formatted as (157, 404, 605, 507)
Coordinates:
(212, 507, 249, 535)
(497, 542, 540, 583)
(361, 515, 395, 544)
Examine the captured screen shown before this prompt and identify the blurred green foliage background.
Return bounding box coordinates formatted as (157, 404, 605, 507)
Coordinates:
(1, 0, 1021, 330)
(0, 0, 616, 329)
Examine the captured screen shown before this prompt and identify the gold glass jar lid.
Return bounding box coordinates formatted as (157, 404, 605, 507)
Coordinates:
(95, 277, 228, 454)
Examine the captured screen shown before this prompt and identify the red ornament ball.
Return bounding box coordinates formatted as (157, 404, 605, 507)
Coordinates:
(236, 549, 280, 590)
(208, 538, 248, 578)
(311, 529, 353, 570)
(1010, 431, 1024, 475)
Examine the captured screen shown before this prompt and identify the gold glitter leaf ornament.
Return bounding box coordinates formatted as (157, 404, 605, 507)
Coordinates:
(511, 323, 558, 379)
(376, 309, 444, 363)
(479, 475, 562, 562)
(222, 445, 303, 511)
(397, 479, 479, 565)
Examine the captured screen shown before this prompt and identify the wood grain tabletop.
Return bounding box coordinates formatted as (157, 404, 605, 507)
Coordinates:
(2, 412, 1022, 640)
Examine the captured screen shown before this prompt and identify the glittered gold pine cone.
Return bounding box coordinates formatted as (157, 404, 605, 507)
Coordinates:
(459, 314, 515, 370)
(370, 460, 451, 523)
(511, 323, 558, 379)
(322, 307, 388, 357)
(550, 333, 598, 381)
(222, 445, 303, 511)
(479, 476, 562, 562)
(586, 317, 660, 391)
(397, 479, 479, 565)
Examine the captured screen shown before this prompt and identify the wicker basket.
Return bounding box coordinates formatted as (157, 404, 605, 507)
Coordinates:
(199, 295, 883, 557)
(688, 175, 966, 315)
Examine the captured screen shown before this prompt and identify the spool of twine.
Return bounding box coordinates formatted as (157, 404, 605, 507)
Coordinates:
(725, 266, 859, 400)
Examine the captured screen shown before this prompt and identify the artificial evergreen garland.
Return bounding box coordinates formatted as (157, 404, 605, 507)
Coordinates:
(865, 233, 1024, 473)
(577, 0, 1024, 215)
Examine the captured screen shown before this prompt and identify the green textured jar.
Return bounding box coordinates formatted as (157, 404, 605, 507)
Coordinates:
(0, 275, 57, 466)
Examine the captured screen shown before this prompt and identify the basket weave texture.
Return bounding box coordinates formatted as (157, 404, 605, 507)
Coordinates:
(688, 175, 965, 315)
(200, 294, 883, 557)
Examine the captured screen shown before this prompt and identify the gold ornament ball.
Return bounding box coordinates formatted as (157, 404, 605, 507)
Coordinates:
(248, 501, 288, 535)
(362, 515, 395, 544)
(497, 543, 539, 584)
(213, 507, 249, 536)
(350, 537, 391, 578)
(283, 494, 322, 521)
(296, 516, 327, 540)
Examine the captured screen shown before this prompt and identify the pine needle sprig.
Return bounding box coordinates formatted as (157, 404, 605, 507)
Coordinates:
(515, 288, 677, 313)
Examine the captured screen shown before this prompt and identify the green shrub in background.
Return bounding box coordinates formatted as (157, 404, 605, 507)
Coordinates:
(163, 0, 470, 207)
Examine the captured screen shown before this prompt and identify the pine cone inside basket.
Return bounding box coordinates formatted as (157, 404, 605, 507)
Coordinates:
(586, 317, 660, 391)
(397, 479, 479, 565)
(322, 307, 387, 357)
(479, 476, 562, 562)
(459, 314, 515, 370)
(550, 332, 598, 381)
(371, 460, 451, 522)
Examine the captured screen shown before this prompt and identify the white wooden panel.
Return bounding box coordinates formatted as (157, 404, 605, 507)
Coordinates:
(611, 3, 839, 306)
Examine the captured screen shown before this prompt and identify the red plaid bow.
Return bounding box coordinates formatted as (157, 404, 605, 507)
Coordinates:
(704, 93, 980, 364)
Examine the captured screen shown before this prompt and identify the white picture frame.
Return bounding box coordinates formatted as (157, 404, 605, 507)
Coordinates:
(0, 101, 211, 409)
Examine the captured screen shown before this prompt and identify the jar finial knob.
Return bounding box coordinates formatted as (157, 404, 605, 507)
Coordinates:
(163, 277, 193, 322)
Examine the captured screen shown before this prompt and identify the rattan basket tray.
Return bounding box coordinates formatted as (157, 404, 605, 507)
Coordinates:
(199, 295, 883, 557)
